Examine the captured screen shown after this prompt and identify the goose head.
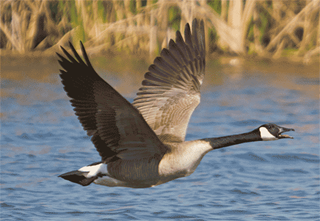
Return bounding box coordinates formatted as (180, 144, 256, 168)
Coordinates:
(258, 123, 294, 141)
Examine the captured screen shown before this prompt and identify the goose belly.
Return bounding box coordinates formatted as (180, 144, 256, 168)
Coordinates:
(94, 176, 128, 187)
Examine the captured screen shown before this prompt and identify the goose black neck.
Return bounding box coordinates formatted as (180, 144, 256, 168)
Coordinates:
(202, 130, 262, 150)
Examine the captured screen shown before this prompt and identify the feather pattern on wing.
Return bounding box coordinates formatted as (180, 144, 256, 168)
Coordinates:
(57, 42, 167, 163)
(133, 19, 206, 142)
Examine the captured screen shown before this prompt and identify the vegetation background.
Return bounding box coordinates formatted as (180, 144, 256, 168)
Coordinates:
(1, 0, 319, 64)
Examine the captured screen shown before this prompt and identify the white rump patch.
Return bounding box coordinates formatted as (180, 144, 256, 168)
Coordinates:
(79, 163, 108, 177)
(259, 127, 277, 141)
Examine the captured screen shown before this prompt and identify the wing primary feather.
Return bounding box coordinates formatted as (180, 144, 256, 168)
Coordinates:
(153, 57, 179, 74)
(192, 19, 200, 56)
(160, 48, 183, 69)
(80, 41, 94, 69)
(60, 46, 77, 64)
(184, 23, 195, 60)
(68, 41, 85, 65)
(169, 39, 187, 68)
(148, 64, 175, 79)
(175, 31, 190, 63)
(199, 20, 206, 58)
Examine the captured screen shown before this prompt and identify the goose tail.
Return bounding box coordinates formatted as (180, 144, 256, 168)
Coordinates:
(59, 170, 98, 186)
(59, 162, 106, 186)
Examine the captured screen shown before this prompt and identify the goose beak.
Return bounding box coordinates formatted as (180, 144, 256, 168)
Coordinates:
(278, 127, 295, 139)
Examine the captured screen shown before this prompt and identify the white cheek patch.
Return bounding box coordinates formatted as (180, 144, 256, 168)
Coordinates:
(259, 127, 278, 141)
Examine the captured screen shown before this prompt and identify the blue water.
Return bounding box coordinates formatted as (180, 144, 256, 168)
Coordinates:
(1, 58, 319, 220)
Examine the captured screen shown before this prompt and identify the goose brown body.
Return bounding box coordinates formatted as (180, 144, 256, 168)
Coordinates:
(57, 19, 294, 188)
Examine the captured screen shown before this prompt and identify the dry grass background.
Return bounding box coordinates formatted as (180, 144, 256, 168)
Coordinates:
(1, 0, 319, 63)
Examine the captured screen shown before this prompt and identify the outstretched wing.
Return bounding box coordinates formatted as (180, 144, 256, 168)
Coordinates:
(133, 19, 206, 142)
(57, 42, 167, 163)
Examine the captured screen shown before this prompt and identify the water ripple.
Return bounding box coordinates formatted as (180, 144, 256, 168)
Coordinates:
(1, 61, 319, 220)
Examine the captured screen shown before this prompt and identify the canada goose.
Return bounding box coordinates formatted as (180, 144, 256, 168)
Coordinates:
(57, 19, 294, 188)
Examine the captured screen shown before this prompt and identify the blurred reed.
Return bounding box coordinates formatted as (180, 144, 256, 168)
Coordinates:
(0, 0, 319, 63)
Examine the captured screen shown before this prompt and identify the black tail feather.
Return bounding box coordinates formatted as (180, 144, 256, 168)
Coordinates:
(59, 170, 97, 186)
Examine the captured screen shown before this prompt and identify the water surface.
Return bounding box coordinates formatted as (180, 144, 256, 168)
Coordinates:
(1, 56, 319, 220)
